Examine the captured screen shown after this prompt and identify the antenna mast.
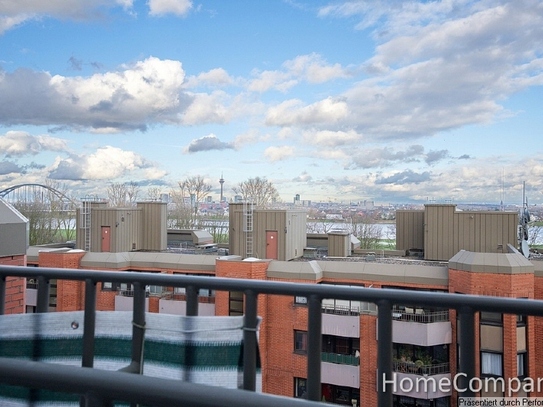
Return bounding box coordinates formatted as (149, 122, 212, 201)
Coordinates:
(518, 182, 530, 258)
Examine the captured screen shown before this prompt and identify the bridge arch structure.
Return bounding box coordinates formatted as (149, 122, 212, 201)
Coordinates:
(0, 183, 78, 208)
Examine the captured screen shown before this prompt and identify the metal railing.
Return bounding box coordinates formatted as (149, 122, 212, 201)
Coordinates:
(391, 307, 449, 323)
(2, 265, 543, 406)
(392, 361, 450, 376)
(321, 352, 360, 366)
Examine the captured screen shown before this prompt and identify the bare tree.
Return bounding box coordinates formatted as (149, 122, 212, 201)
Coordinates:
(107, 182, 140, 207)
(168, 176, 212, 229)
(126, 181, 140, 204)
(199, 218, 229, 244)
(348, 214, 383, 249)
(232, 177, 279, 207)
(306, 219, 336, 234)
(146, 187, 163, 201)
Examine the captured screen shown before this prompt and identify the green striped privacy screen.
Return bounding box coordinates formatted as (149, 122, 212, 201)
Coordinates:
(0, 311, 261, 406)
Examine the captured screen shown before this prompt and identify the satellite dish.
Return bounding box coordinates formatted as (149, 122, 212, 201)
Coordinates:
(521, 240, 530, 258)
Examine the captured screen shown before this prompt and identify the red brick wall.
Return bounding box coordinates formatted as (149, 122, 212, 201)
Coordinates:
(449, 268, 536, 398)
(39, 251, 86, 311)
(533, 275, 543, 395)
(215, 259, 273, 392)
(0, 254, 27, 314)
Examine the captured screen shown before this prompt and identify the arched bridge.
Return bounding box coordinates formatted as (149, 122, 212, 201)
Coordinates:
(0, 183, 78, 208)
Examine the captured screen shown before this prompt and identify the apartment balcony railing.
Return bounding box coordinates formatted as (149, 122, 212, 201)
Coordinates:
(322, 303, 360, 316)
(3, 265, 543, 406)
(321, 352, 360, 366)
(392, 307, 449, 323)
(392, 361, 450, 376)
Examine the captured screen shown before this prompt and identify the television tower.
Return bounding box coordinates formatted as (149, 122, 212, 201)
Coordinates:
(219, 173, 225, 202)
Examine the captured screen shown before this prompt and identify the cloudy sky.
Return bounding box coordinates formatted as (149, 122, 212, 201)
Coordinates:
(0, 0, 542, 205)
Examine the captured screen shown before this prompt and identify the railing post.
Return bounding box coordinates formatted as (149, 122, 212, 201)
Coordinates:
(377, 300, 393, 407)
(36, 276, 50, 313)
(243, 290, 258, 391)
(186, 285, 198, 316)
(458, 306, 475, 398)
(131, 282, 146, 373)
(119, 282, 146, 378)
(306, 294, 322, 401)
(82, 279, 97, 368)
(0, 275, 5, 315)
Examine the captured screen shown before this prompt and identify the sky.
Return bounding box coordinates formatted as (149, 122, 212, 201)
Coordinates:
(0, 0, 542, 205)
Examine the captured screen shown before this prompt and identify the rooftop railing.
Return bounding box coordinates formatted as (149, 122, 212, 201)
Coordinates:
(2, 265, 543, 406)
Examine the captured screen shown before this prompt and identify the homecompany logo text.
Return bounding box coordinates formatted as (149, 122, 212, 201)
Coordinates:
(382, 373, 543, 396)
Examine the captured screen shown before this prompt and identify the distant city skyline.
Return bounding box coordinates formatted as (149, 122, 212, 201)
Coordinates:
(0, 1, 542, 205)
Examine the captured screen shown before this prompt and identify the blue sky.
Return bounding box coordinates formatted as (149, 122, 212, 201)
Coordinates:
(0, 0, 542, 205)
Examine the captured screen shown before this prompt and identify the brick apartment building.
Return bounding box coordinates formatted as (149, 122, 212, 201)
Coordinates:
(3, 202, 543, 406)
(0, 198, 27, 314)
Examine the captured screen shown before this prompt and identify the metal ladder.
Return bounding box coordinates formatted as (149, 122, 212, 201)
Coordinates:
(243, 201, 254, 258)
(81, 199, 91, 251)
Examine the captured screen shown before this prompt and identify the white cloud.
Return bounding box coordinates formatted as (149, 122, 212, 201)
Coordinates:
(183, 134, 234, 153)
(248, 53, 352, 92)
(265, 97, 349, 126)
(0, 0, 135, 34)
(49, 146, 162, 181)
(0, 15, 28, 34)
(307, 0, 543, 143)
(148, 0, 192, 16)
(184, 68, 234, 88)
(264, 146, 295, 162)
(180, 91, 229, 125)
(304, 130, 361, 147)
(0, 57, 191, 132)
(0, 131, 68, 157)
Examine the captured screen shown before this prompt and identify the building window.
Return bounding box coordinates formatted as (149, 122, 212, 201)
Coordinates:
(322, 384, 360, 406)
(102, 281, 117, 291)
(517, 352, 527, 378)
(294, 330, 308, 354)
(294, 296, 307, 305)
(480, 311, 502, 325)
(294, 377, 307, 398)
(26, 279, 38, 289)
(147, 285, 163, 295)
(229, 291, 244, 316)
(323, 335, 360, 357)
(481, 352, 503, 376)
(199, 288, 214, 297)
(393, 396, 450, 407)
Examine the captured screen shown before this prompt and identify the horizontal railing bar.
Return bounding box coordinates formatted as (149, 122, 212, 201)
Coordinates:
(0, 358, 322, 407)
(2, 265, 543, 315)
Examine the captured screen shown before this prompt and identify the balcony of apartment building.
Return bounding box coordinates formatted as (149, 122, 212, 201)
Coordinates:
(2, 264, 543, 407)
(387, 306, 452, 401)
(318, 297, 371, 392)
(112, 283, 216, 316)
(390, 306, 452, 347)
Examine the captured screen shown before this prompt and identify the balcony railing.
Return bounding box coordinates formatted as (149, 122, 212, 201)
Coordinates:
(392, 361, 450, 375)
(3, 265, 543, 406)
(321, 352, 360, 366)
(392, 308, 449, 323)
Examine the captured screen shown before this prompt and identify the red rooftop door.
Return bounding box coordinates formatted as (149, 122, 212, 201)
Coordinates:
(101, 226, 111, 252)
(266, 230, 278, 259)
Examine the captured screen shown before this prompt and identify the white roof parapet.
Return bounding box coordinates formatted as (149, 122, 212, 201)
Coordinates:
(449, 249, 534, 274)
